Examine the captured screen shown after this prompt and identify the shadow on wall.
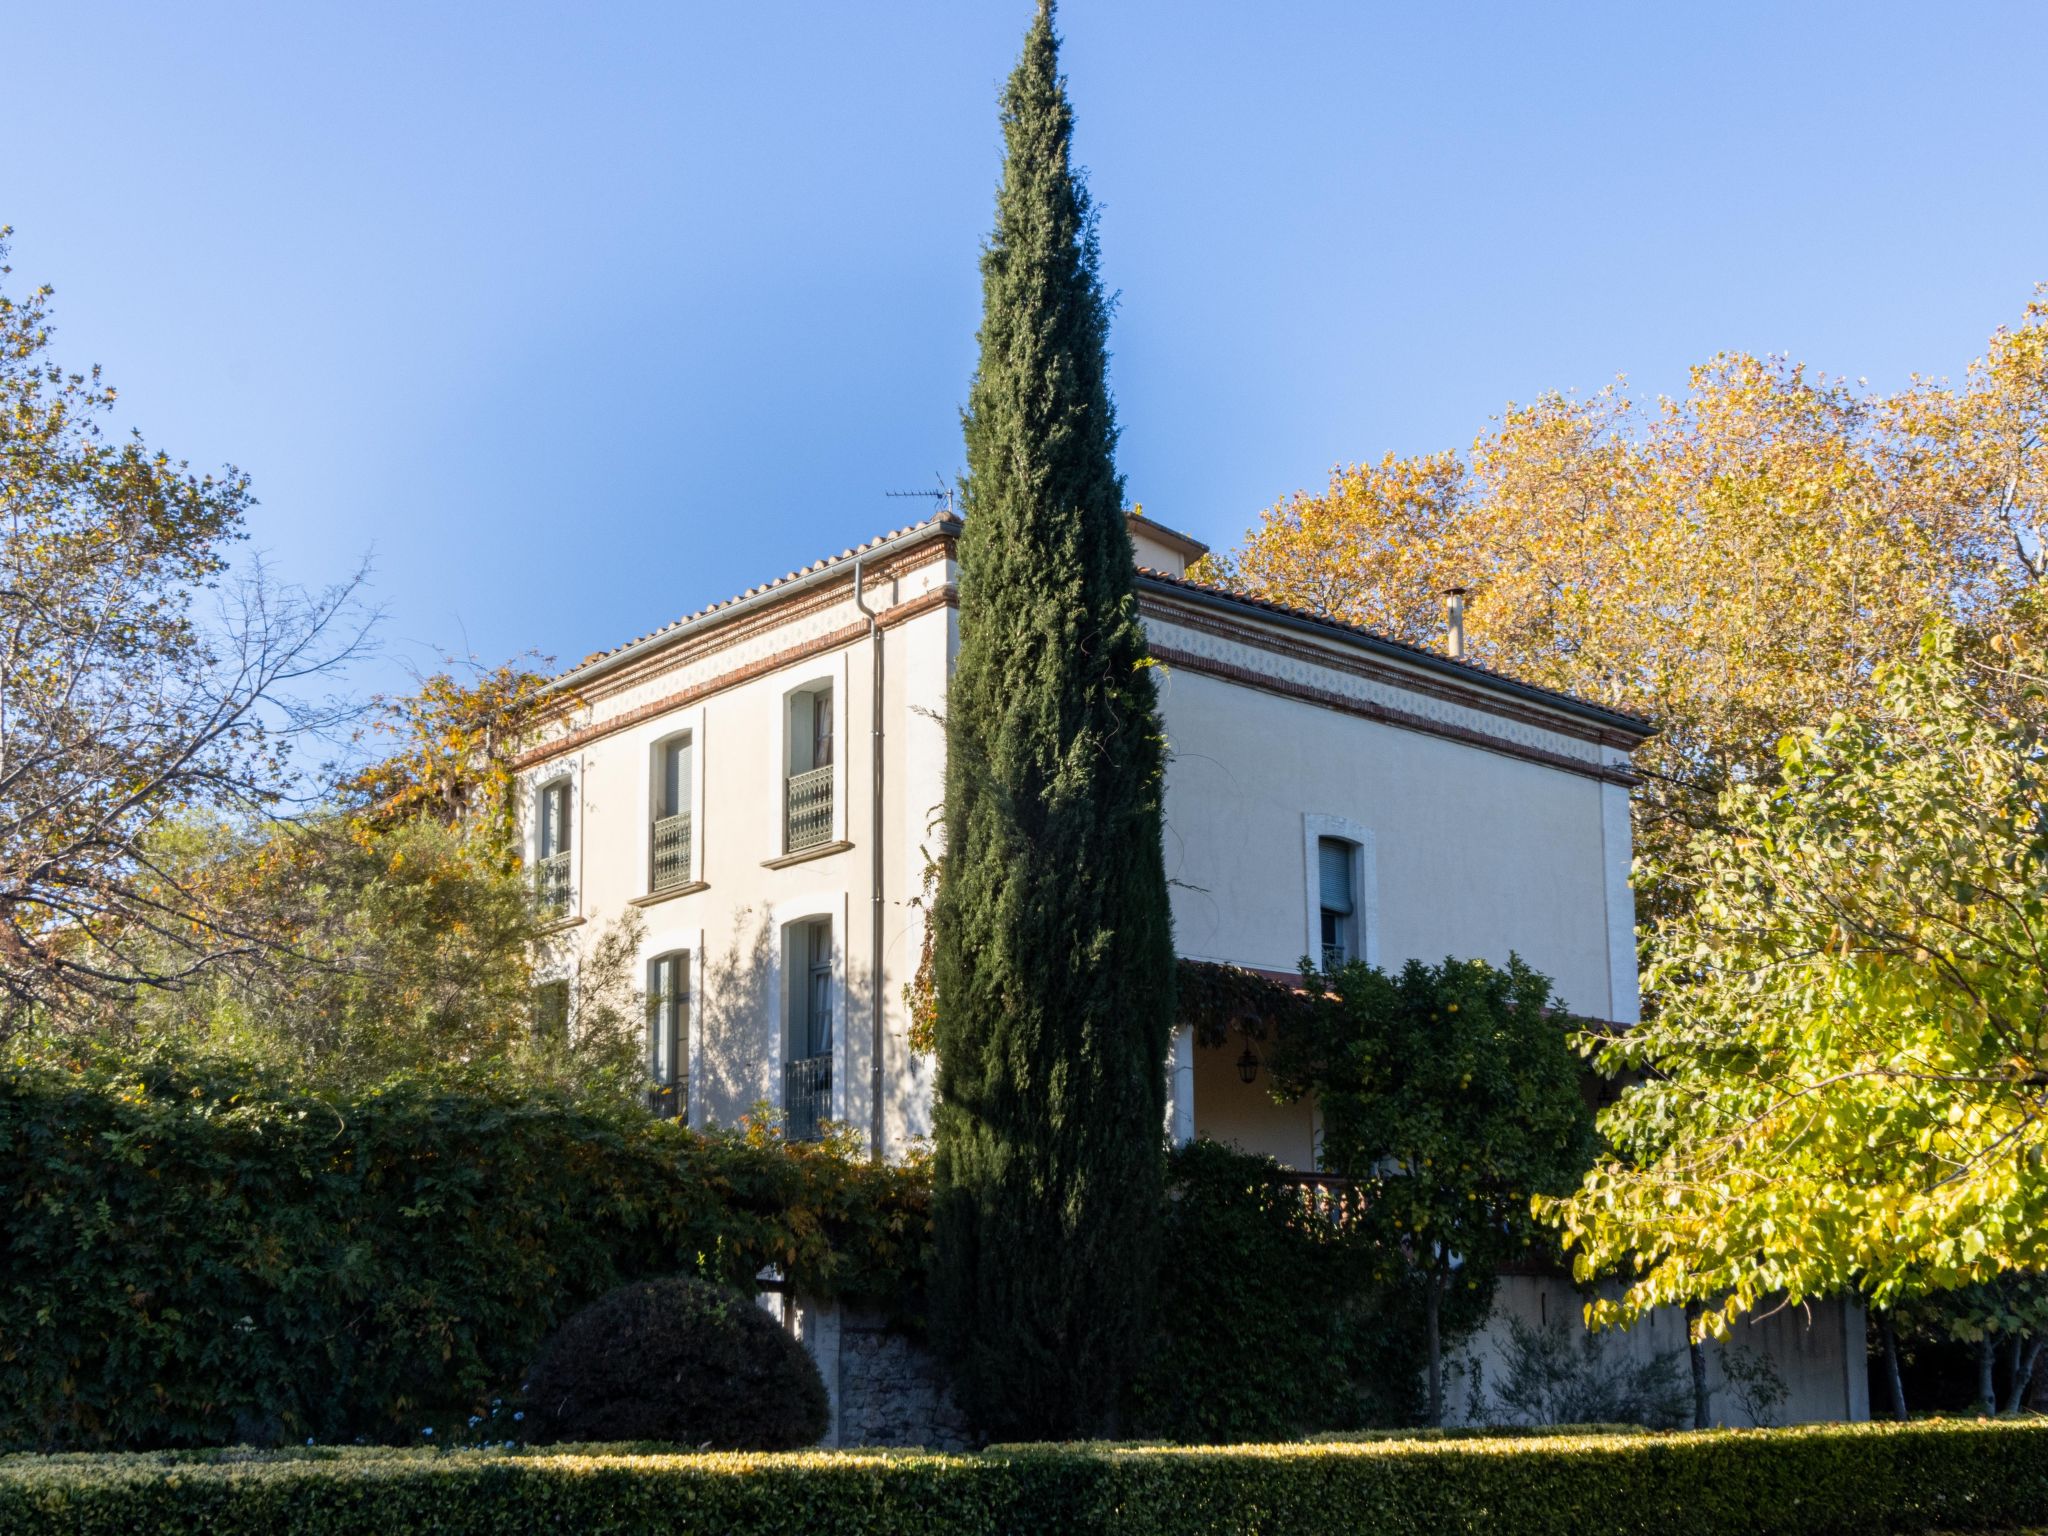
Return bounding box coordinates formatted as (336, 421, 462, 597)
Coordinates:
(697, 908, 777, 1126)
(693, 905, 932, 1149)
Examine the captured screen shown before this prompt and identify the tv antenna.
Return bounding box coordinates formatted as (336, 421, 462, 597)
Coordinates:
(884, 473, 955, 518)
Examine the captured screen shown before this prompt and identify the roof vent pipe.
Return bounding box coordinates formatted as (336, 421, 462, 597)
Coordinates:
(1444, 587, 1468, 661)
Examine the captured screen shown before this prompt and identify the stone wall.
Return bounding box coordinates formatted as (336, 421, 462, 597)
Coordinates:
(1445, 1275, 1870, 1428)
(794, 1298, 971, 1449)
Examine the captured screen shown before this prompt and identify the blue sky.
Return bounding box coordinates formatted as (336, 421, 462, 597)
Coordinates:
(9, 2, 2047, 696)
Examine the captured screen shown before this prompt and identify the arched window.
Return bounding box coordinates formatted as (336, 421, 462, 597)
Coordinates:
(782, 917, 834, 1140)
(1318, 836, 1359, 971)
(783, 682, 835, 854)
(647, 951, 688, 1119)
(649, 733, 694, 892)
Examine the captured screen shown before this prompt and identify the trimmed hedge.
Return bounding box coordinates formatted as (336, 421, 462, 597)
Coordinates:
(0, 1057, 927, 1450)
(2, 1421, 2046, 1536)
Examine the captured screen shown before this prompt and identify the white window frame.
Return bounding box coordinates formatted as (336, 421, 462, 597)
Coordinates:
(526, 758, 581, 919)
(640, 923, 707, 1126)
(773, 657, 849, 853)
(646, 725, 700, 892)
(622, 705, 708, 892)
(645, 948, 691, 1113)
(1302, 813, 1377, 971)
(772, 890, 849, 1126)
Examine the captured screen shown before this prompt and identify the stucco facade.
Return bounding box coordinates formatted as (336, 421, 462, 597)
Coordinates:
(517, 510, 1647, 1163)
(514, 510, 1865, 1430)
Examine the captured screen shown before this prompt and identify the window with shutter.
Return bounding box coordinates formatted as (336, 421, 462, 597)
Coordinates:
(1319, 837, 1357, 970)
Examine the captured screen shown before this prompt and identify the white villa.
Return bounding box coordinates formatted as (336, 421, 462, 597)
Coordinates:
(516, 509, 1869, 1431)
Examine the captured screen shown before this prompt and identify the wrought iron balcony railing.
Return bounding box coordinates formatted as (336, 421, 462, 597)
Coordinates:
(646, 1079, 686, 1121)
(784, 765, 834, 854)
(535, 851, 572, 916)
(1321, 942, 1348, 973)
(783, 1053, 832, 1143)
(650, 811, 692, 892)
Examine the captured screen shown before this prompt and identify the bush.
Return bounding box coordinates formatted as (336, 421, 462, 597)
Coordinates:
(1126, 1140, 1433, 1440)
(1487, 1315, 1693, 1430)
(525, 1278, 827, 1449)
(0, 1052, 927, 1451)
(1, 1420, 2046, 1536)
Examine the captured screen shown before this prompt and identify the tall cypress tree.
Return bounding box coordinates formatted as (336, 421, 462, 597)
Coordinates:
(930, 0, 1175, 1440)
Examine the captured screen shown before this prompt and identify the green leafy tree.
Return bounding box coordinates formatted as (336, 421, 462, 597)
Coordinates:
(929, 0, 1176, 1439)
(1895, 1274, 2048, 1416)
(1543, 628, 2048, 1336)
(1278, 956, 1594, 1424)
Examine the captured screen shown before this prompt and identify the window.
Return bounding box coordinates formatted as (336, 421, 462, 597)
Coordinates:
(1319, 837, 1357, 971)
(535, 778, 573, 914)
(784, 684, 835, 853)
(650, 734, 693, 892)
(783, 918, 833, 1140)
(647, 952, 687, 1119)
(533, 978, 570, 1043)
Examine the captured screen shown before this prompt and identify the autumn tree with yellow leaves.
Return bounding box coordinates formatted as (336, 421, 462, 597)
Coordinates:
(1199, 292, 2048, 912)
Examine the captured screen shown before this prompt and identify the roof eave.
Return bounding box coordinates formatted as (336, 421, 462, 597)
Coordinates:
(1135, 572, 1657, 742)
(551, 517, 959, 695)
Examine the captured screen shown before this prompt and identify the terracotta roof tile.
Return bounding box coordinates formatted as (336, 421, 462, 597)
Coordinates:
(559, 513, 962, 680)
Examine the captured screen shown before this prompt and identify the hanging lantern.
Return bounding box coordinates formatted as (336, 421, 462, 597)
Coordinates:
(1235, 1041, 1261, 1085)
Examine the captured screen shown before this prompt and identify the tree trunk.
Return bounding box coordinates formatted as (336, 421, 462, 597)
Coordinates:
(2002, 1335, 2043, 1416)
(1426, 1262, 1444, 1427)
(1879, 1310, 1909, 1422)
(1979, 1336, 1997, 1416)
(1685, 1300, 1710, 1429)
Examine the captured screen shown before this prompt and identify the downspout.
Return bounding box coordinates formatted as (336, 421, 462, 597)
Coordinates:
(853, 556, 886, 1161)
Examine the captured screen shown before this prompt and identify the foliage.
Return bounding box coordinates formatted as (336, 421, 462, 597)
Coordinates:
(1275, 956, 1594, 1423)
(67, 812, 643, 1096)
(7, 1422, 2048, 1536)
(341, 659, 553, 851)
(1198, 293, 2048, 920)
(524, 1277, 828, 1450)
(1487, 1316, 1692, 1431)
(0, 1050, 928, 1450)
(0, 230, 367, 1032)
(1174, 957, 1333, 1050)
(1542, 630, 2048, 1333)
(1126, 1140, 1422, 1442)
(930, 1, 1176, 1440)
(1719, 1346, 1790, 1429)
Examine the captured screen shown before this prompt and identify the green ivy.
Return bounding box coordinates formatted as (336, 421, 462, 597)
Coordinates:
(0, 1051, 927, 1451)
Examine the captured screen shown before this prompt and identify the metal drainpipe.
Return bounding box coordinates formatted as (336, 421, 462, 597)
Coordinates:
(852, 556, 886, 1161)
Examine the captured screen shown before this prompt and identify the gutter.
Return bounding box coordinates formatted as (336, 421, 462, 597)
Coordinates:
(852, 553, 886, 1162)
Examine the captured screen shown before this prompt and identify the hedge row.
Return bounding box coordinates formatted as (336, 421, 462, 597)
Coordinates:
(0, 1055, 927, 1450)
(3, 1421, 2046, 1536)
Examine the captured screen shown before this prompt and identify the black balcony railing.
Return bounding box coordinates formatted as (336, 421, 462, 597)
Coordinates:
(783, 1053, 832, 1142)
(535, 851, 571, 916)
(650, 811, 692, 892)
(784, 765, 833, 854)
(646, 1079, 686, 1121)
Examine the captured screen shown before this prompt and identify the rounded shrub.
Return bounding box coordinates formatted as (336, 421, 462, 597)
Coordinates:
(524, 1276, 829, 1449)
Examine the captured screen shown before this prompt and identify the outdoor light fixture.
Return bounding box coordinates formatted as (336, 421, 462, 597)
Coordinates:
(1236, 1042, 1261, 1085)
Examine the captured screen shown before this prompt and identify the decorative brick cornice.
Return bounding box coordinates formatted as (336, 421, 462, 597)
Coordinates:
(515, 584, 962, 771)
(1149, 643, 1640, 788)
(1141, 592, 1637, 752)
